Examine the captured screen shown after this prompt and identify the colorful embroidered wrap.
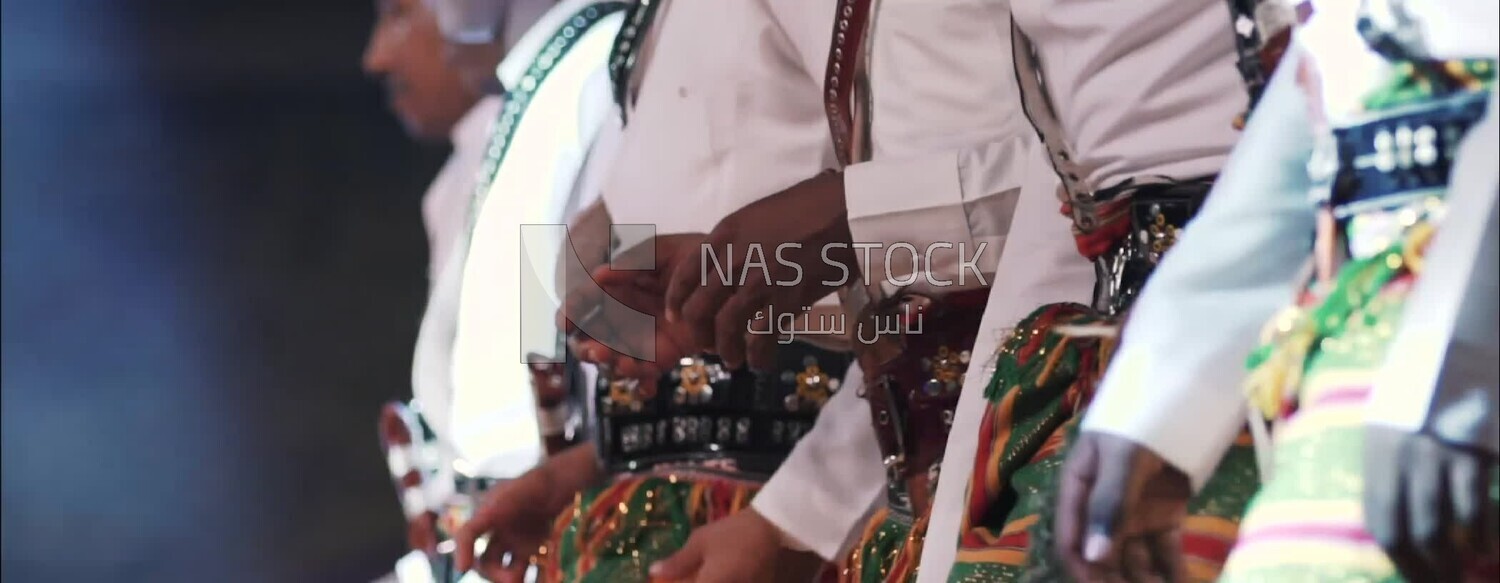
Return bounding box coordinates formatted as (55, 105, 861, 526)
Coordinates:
(1224, 60, 1499, 582)
(541, 473, 758, 582)
(834, 508, 929, 583)
(948, 304, 1260, 581)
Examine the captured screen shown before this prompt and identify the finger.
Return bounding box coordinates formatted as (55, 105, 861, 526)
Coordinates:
(714, 289, 766, 369)
(690, 544, 751, 583)
(1057, 435, 1100, 581)
(1144, 530, 1184, 583)
(1381, 440, 1439, 583)
(1364, 430, 1404, 561)
(1407, 442, 1460, 581)
(616, 357, 665, 381)
(475, 538, 512, 582)
(591, 262, 655, 287)
(675, 243, 741, 350)
(650, 538, 706, 580)
(1085, 443, 1150, 567)
(1449, 449, 1486, 555)
(454, 518, 487, 573)
(588, 292, 669, 364)
(572, 339, 610, 364)
(1120, 538, 1160, 583)
(664, 232, 723, 324)
(497, 551, 534, 583)
(679, 282, 739, 354)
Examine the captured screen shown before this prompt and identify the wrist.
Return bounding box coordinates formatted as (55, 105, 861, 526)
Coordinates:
(540, 443, 603, 510)
(748, 508, 812, 553)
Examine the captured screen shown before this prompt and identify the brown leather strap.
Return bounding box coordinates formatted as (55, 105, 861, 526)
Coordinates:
(860, 289, 988, 515)
(824, 0, 876, 167)
(529, 361, 582, 454)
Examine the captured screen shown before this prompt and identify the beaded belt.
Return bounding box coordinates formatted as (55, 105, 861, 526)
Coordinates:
(592, 344, 852, 477)
(856, 289, 989, 519)
(1092, 178, 1216, 315)
(1331, 89, 1491, 218)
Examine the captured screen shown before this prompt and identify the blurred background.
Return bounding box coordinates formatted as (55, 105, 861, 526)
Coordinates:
(3, 0, 442, 580)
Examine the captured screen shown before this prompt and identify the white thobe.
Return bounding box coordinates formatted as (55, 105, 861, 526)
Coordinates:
(1085, 0, 1500, 489)
(423, 96, 501, 282)
(753, 0, 1083, 562)
(922, 0, 1246, 578)
(917, 148, 1096, 581)
(413, 0, 623, 516)
(1009, 0, 1243, 192)
(599, 0, 837, 235)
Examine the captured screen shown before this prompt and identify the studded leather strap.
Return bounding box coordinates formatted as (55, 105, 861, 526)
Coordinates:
(824, 0, 878, 167)
(860, 289, 989, 516)
(1009, 21, 1101, 232)
(608, 0, 664, 125)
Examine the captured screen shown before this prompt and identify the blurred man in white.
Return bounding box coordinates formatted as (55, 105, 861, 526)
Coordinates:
(368, 0, 624, 581)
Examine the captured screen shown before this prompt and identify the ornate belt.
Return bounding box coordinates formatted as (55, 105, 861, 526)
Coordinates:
(1332, 89, 1491, 218)
(1090, 178, 1216, 316)
(592, 344, 852, 477)
(858, 288, 989, 519)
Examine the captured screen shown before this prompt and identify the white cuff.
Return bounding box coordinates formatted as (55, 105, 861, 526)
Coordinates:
(844, 147, 1020, 289)
(1082, 346, 1249, 490)
(751, 363, 886, 560)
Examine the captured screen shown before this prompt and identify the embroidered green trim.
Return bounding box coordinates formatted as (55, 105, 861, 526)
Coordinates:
(471, 1, 629, 217)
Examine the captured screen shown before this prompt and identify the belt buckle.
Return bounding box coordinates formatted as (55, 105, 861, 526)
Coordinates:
(1060, 183, 1102, 233)
(884, 454, 914, 518)
(883, 453, 906, 482)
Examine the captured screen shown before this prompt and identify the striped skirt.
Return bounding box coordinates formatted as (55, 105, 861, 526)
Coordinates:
(541, 472, 759, 582)
(949, 304, 1260, 581)
(1223, 267, 1499, 581)
(833, 506, 929, 583)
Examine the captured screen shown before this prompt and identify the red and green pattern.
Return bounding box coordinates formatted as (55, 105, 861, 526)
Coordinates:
(1223, 230, 1497, 581)
(949, 304, 1260, 581)
(542, 473, 758, 582)
(833, 507, 928, 583)
(1226, 60, 1497, 581)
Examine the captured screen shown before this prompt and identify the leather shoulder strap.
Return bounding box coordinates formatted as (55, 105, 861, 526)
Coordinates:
(1010, 20, 1098, 227)
(824, 0, 878, 167)
(608, 0, 665, 125)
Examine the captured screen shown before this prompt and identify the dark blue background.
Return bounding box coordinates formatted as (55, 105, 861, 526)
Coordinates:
(3, 0, 443, 580)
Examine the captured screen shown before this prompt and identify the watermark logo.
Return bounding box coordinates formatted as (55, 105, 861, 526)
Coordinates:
(518, 223, 659, 364)
(517, 224, 988, 363)
(698, 242, 989, 288)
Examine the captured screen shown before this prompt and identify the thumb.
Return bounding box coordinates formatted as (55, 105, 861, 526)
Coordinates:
(1082, 446, 1152, 564)
(453, 520, 485, 574)
(455, 499, 503, 573)
(650, 537, 706, 580)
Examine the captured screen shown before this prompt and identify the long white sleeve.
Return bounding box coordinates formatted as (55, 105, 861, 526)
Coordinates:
(843, 0, 1027, 288)
(1368, 92, 1499, 454)
(1081, 47, 1319, 489)
(917, 147, 1097, 583)
(752, 363, 886, 560)
(844, 138, 1027, 289)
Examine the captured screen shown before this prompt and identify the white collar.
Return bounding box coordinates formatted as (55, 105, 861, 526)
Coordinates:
(495, 0, 613, 89)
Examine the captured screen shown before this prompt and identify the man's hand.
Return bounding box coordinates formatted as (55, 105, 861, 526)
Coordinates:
(663, 171, 855, 370)
(1364, 425, 1500, 582)
(1055, 431, 1193, 582)
(648, 509, 823, 582)
(560, 233, 704, 379)
(454, 445, 602, 583)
